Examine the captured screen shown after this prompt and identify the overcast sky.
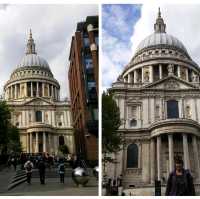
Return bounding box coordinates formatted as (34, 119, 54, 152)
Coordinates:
(102, 4, 200, 90)
(0, 4, 98, 99)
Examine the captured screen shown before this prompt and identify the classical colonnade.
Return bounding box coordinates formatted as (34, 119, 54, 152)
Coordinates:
(124, 64, 199, 84)
(150, 133, 200, 183)
(26, 131, 60, 154)
(6, 81, 60, 100)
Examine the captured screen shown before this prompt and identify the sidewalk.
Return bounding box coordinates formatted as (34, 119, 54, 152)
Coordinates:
(4, 173, 98, 196)
(0, 166, 16, 193)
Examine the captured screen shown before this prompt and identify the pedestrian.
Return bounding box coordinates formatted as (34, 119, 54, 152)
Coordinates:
(58, 159, 65, 183)
(165, 157, 195, 196)
(24, 160, 34, 184)
(11, 157, 17, 171)
(38, 158, 46, 184)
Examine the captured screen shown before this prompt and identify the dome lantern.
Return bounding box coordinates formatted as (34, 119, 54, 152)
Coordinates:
(154, 7, 166, 33)
(26, 29, 36, 55)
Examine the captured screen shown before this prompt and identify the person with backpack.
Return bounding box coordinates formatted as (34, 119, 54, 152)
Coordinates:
(165, 157, 195, 196)
(58, 159, 65, 183)
(38, 158, 46, 184)
(24, 160, 34, 184)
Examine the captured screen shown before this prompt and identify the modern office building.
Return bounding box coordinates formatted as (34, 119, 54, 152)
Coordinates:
(68, 16, 98, 162)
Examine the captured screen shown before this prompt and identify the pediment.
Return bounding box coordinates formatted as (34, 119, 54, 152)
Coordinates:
(23, 97, 54, 106)
(143, 76, 198, 90)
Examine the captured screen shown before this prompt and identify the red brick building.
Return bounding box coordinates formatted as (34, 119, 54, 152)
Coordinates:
(68, 16, 98, 162)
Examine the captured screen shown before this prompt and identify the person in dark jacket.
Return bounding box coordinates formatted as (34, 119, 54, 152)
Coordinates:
(165, 157, 195, 196)
(38, 158, 46, 184)
(58, 159, 65, 183)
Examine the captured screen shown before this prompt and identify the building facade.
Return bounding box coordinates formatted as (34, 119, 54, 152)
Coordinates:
(68, 16, 98, 161)
(4, 31, 74, 155)
(108, 9, 200, 194)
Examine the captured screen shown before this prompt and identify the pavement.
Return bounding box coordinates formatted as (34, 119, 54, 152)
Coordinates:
(0, 166, 98, 196)
(0, 166, 16, 194)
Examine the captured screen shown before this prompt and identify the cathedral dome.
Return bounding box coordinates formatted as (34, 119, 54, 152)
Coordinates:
(17, 54, 50, 69)
(10, 30, 53, 78)
(135, 32, 188, 56)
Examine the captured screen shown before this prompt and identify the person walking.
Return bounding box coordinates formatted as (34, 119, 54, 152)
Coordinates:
(24, 160, 34, 184)
(58, 159, 65, 183)
(11, 157, 17, 171)
(165, 157, 195, 196)
(38, 158, 46, 184)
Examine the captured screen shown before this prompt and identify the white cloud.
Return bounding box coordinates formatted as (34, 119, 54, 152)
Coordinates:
(0, 4, 98, 98)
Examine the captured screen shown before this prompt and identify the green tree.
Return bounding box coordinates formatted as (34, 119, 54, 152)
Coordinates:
(0, 100, 22, 155)
(102, 91, 123, 167)
(58, 144, 69, 155)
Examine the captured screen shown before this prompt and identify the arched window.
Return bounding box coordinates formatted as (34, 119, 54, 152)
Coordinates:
(59, 136, 65, 146)
(35, 111, 42, 122)
(127, 144, 138, 168)
(167, 100, 179, 119)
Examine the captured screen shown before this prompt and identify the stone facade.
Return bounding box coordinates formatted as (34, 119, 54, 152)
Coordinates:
(107, 9, 200, 193)
(4, 30, 75, 155)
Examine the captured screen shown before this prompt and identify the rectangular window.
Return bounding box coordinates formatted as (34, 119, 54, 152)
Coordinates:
(83, 37, 90, 47)
(85, 58, 93, 69)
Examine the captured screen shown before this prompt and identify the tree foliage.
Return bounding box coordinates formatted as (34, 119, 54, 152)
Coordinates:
(58, 144, 69, 155)
(0, 101, 22, 155)
(102, 91, 122, 155)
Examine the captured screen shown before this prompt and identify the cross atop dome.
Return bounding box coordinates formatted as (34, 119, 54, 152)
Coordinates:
(26, 29, 37, 55)
(154, 7, 166, 33)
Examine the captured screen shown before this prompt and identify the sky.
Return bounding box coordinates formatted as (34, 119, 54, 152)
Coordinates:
(0, 4, 98, 99)
(102, 4, 200, 90)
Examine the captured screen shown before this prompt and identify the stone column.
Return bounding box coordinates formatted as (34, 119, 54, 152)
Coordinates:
(67, 111, 71, 126)
(192, 135, 200, 181)
(150, 138, 155, 184)
(186, 68, 189, 81)
(159, 64, 163, 79)
(54, 135, 58, 154)
(25, 82, 27, 97)
(157, 136, 161, 181)
(64, 111, 67, 127)
(30, 133, 33, 153)
(35, 132, 39, 153)
(14, 84, 17, 99)
(177, 65, 181, 78)
(141, 67, 144, 83)
(168, 134, 174, 173)
(11, 86, 13, 99)
(36, 82, 39, 97)
(128, 73, 132, 84)
(31, 82, 33, 97)
(26, 134, 30, 153)
(47, 84, 50, 97)
(183, 133, 190, 169)
(43, 132, 46, 152)
(149, 65, 153, 82)
(48, 133, 51, 154)
(134, 70, 137, 83)
(42, 83, 45, 97)
(51, 85, 54, 98)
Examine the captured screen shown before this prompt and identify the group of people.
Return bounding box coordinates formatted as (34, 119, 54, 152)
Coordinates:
(24, 158, 66, 184)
